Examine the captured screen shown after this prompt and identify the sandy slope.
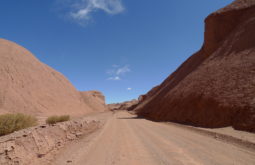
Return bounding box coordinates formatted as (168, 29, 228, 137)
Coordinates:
(53, 111, 255, 165)
(0, 39, 95, 117)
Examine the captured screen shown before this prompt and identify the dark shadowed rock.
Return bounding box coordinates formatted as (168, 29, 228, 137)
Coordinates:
(135, 0, 255, 132)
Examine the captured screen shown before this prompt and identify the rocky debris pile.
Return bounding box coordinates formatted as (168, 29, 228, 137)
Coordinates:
(135, 0, 255, 132)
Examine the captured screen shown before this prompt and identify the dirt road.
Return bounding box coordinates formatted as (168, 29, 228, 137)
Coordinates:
(53, 111, 255, 165)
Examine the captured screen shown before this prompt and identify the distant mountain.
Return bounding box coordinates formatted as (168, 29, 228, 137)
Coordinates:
(108, 99, 139, 111)
(135, 0, 255, 132)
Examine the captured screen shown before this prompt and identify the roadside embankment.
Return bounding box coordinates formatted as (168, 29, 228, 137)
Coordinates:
(0, 117, 102, 165)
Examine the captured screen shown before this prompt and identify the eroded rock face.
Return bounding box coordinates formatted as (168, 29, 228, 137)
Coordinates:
(0, 39, 94, 117)
(136, 0, 255, 132)
(80, 91, 109, 112)
(0, 118, 101, 165)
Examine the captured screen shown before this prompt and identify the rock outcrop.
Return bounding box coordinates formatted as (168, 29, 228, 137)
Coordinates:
(136, 0, 255, 132)
(80, 91, 109, 112)
(0, 39, 102, 117)
(108, 99, 139, 111)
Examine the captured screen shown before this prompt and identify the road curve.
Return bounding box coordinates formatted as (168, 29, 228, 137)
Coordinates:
(53, 111, 255, 165)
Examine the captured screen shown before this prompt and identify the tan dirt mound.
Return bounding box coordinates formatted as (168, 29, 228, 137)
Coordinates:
(0, 39, 104, 117)
(135, 0, 255, 132)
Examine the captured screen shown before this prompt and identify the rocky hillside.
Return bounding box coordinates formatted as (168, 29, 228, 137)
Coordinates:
(80, 91, 109, 112)
(0, 39, 106, 117)
(135, 0, 255, 132)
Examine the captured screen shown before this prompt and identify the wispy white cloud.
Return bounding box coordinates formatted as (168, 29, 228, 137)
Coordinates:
(116, 65, 130, 75)
(57, 0, 125, 25)
(106, 65, 130, 81)
(108, 76, 121, 81)
(127, 87, 132, 91)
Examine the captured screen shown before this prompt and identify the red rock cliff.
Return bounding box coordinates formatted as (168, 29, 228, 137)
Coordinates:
(135, 0, 255, 132)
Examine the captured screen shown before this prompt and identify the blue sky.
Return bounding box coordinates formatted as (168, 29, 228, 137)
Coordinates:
(0, 0, 233, 103)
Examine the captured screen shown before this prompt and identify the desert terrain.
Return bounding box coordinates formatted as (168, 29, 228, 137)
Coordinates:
(0, 0, 255, 164)
(1, 110, 255, 164)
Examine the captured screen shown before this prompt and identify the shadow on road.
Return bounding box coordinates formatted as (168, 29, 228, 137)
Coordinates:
(117, 116, 143, 120)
